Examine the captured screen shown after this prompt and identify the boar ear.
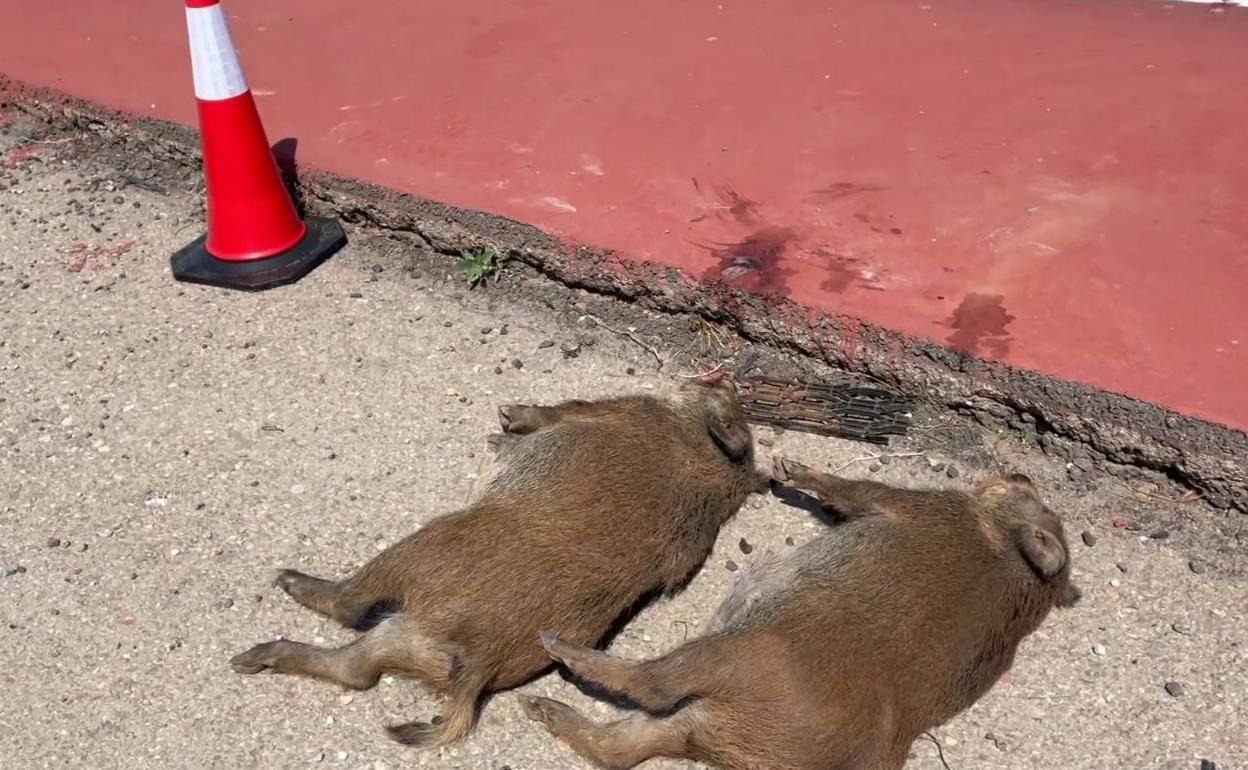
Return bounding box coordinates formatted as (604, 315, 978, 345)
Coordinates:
(1015, 523, 1067, 580)
(708, 415, 751, 461)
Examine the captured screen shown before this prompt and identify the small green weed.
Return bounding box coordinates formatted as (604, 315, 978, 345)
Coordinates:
(454, 246, 500, 287)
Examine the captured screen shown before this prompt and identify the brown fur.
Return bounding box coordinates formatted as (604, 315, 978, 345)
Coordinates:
(526, 457, 1080, 770)
(229, 374, 763, 747)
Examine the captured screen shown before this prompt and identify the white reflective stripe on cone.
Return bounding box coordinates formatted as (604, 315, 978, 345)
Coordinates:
(186, 4, 248, 101)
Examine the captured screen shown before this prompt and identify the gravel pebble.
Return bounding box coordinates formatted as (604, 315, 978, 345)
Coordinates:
(1163, 681, 1185, 698)
(1091, 643, 1107, 656)
(1171, 619, 1196, 636)
(738, 538, 753, 555)
(946, 465, 960, 479)
(1081, 531, 1097, 547)
(1189, 559, 1207, 575)
(45, 537, 61, 548)
(725, 560, 739, 572)
(538, 340, 554, 349)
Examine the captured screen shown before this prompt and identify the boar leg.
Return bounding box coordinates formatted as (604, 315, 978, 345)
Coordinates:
(522, 696, 698, 770)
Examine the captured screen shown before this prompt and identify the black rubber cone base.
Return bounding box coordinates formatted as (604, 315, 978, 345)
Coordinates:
(171, 216, 347, 291)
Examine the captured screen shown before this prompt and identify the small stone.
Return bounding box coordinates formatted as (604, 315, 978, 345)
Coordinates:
(1116, 563, 1129, 573)
(1111, 515, 1129, 529)
(442, 320, 453, 328)
(493, 366, 503, 375)
(784, 536, 795, 546)
(946, 465, 960, 479)
(338, 694, 354, 705)
(1171, 619, 1195, 636)
(218, 598, 235, 610)
(480, 326, 493, 335)
(1081, 531, 1097, 547)
(77, 543, 88, 553)
(538, 340, 555, 349)
(869, 463, 882, 473)
(335, 751, 349, 761)
(984, 731, 1007, 752)
(499, 324, 509, 335)
(1091, 643, 1107, 657)
(1109, 578, 1121, 588)
(1188, 559, 1206, 575)
(511, 358, 523, 370)
(348, 292, 363, 299)
(738, 538, 753, 555)
(626, 367, 635, 375)
(308, 749, 324, 763)
(879, 454, 892, 465)
(757, 435, 774, 447)
(725, 560, 739, 572)
(1163, 681, 1184, 698)
(929, 460, 946, 473)
(3, 565, 27, 577)
(1149, 528, 1170, 540)
(46, 537, 61, 548)
(560, 341, 580, 358)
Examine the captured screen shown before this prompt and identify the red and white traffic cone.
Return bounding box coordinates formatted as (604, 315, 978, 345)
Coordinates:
(171, 0, 345, 290)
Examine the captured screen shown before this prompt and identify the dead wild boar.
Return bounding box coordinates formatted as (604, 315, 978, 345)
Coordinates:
(229, 373, 765, 747)
(525, 457, 1080, 770)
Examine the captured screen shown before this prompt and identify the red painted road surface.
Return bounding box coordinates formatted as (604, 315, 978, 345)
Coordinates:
(2, 0, 1246, 429)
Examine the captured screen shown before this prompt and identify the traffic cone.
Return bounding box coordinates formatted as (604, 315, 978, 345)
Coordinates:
(171, 0, 345, 290)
